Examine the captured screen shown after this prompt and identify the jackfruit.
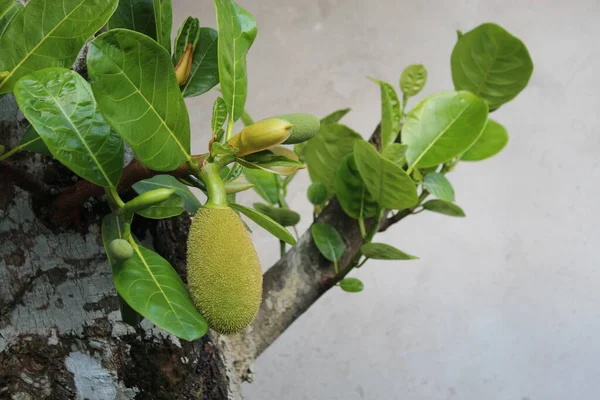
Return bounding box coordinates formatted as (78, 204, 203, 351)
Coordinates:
(186, 206, 262, 334)
(276, 114, 321, 144)
(108, 239, 134, 262)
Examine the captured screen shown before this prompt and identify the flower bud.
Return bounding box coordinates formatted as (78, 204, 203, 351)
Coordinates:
(124, 188, 176, 214)
(228, 118, 292, 157)
(174, 43, 194, 86)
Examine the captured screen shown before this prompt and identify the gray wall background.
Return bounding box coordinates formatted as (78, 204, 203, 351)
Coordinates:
(174, 1, 600, 399)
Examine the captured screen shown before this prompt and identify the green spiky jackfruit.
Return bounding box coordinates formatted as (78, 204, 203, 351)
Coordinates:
(186, 207, 262, 334)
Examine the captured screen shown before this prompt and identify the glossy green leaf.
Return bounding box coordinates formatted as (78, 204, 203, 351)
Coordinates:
(334, 154, 378, 219)
(321, 108, 351, 125)
(20, 125, 50, 156)
(369, 77, 401, 149)
(382, 143, 407, 165)
(0, 0, 12, 17)
(451, 23, 534, 110)
(108, 0, 156, 39)
(214, 0, 257, 122)
(462, 119, 508, 161)
(229, 202, 296, 245)
(0, 0, 118, 94)
(339, 278, 364, 293)
(307, 182, 328, 205)
(0, 1, 22, 39)
(173, 17, 200, 64)
(242, 151, 304, 168)
(181, 27, 219, 98)
(136, 194, 184, 219)
(14, 68, 123, 188)
(422, 199, 466, 217)
(423, 173, 455, 202)
(403, 91, 488, 170)
(88, 29, 191, 171)
(133, 175, 201, 213)
(153, 0, 172, 52)
(304, 123, 362, 195)
(253, 203, 300, 227)
(101, 213, 208, 341)
(224, 180, 253, 194)
(361, 242, 418, 260)
(244, 167, 279, 205)
(211, 142, 237, 157)
(400, 64, 427, 97)
(211, 97, 228, 133)
(311, 223, 344, 262)
(353, 140, 418, 210)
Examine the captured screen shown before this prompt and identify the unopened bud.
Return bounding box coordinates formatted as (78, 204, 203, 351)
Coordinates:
(228, 119, 292, 157)
(174, 43, 194, 86)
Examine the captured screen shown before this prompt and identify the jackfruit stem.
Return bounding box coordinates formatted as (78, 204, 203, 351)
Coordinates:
(200, 162, 228, 208)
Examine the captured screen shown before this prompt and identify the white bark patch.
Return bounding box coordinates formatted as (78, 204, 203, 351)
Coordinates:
(65, 352, 117, 400)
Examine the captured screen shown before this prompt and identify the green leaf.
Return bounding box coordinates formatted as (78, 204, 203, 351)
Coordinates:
(0, 0, 13, 18)
(339, 278, 364, 293)
(321, 108, 351, 125)
(399, 64, 427, 97)
(304, 123, 362, 195)
(382, 143, 407, 165)
(173, 17, 200, 64)
(88, 29, 191, 171)
(307, 182, 328, 205)
(20, 125, 50, 157)
(369, 77, 401, 149)
(353, 141, 418, 210)
(243, 168, 279, 205)
(181, 27, 219, 98)
(229, 202, 296, 245)
(108, 0, 157, 39)
(311, 223, 344, 262)
(422, 199, 465, 217)
(334, 154, 378, 219)
(214, 0, 257, 122)
(14, 68, 123, 188)
(451, 23, 534, 110)
(153, 0, 172, 52)
(133, 175, 201, 213)
(253, 203, 300, 227)
(423, 173, 455, 202)
(241, 109, 255, 126)
(403, 91, 488, 170)
(101, 213, 208, 341)
(136, 194, 184, 219)
(461, 119, 508, 161)
(211, 97, 228, 134)
(0, 0, 118, 94)
(0, 1, 22, 39)
(242, 151, 304, 168)
(211, 142, 237, 157)
(360, 242, 418, 260)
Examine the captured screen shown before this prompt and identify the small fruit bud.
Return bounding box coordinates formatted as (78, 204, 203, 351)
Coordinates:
(124, 188, 176, 214)
(274, 114, 321, 144)
(307, 182, 328, 205)
(174, 43, 194, 86)
(108, 239, 134, 262)
(228, 118, 292, 157)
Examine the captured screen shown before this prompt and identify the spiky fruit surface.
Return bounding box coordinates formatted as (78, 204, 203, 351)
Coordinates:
(186, 207, 263, 334)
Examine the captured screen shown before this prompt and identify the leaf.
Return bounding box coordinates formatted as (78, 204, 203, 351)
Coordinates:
(382, 143, 407, 165)
(211, 97, 228, 133)
(229, 202, 296, 245)
(182, 27, 219, 98)
(133, 175, 201, 213)
(400, 64, 427, 97)
(88, 29, 191, 171)
(14, 68, 123, 188)
(20, 125, 50, 157)
(242, 151, 304, 168)
(339, 278, 364, 293)
(214, 0, 257, 122)
(136, 194, 184, 219)
(451, 23, 534, 110)
(0, 0, 13, 18)
(307, 182, 328, 205)
(173, 17, 200, 64)
(311, 223, 344, 262)
(237, 156, 304, 176)
(211, 142, 237, 157)
(423, 173, 455, 202)
(101, 213, 208, 341)
(0, 0, 118, 94)
(304, 123, 362, 195)
(353, 141, 418, 210)
(360, 242, 418, 260)
(369, 77, 401, 149)
(253, 203, 300, 227)
(108, 0, 157, 39)
(403, 91, 489, 170)
(461, 119, 508, 161)
(334, 154, 378, 219)
(0, 1, 21, 39)
(243, 168, 279, 205)
(321, 108, 351, 125)
(152, 0, 172, 52)
(422, 199, 466, 217)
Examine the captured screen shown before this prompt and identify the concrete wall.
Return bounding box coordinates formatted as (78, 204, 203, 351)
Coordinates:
(174, 1, 600, 399)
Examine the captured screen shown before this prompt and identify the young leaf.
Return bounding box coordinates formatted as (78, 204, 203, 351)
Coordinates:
(334, 154, 378, 219)
(307, 183, 328, 206)
(14, 68, 123, 188)
(382, 143, 407, 165)
(214, 0, 257, 122)
(403, 91, 488, 171)
(229, 202, 296, 245)
(136, 194, 185, 219)
(133, 175, 201, 213)
(339, 278, 364, 293)
(0, 0, 118, 94)
(423, 173, 455, 202)
(244, 168, 279, 205)
(451, 23, 534, 110)
(211, 97, 228, 134)
(108, 0, 157, 39)
(253, 203, 300, 227)
(19, 125, 50, 157)
(369, 77, 401, 150)
(88, 29, 191, 171)
(461, 119, 508, 161)
(422, 199, 466, 217)
(353, 141, 418, 210)
(360, 242, 418, 260)
(181, 27, 219, 98)
(311, 223, 345, 262)
(224, 181, 253, 194)
(321, 108, 351, 125)
(211, 142, 238, 157)
(101, 213, 208, 341)
(399, 64, 427, 97)
(152, 0, 173, 52)
(173, 17, 200, 64)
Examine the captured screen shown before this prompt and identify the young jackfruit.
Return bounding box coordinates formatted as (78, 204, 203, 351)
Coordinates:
(186, 206, 263, 334)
